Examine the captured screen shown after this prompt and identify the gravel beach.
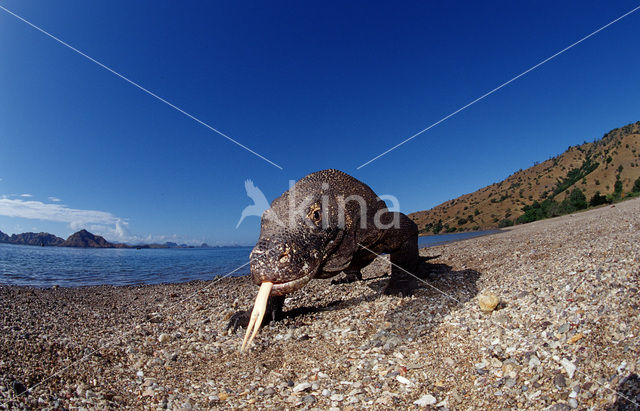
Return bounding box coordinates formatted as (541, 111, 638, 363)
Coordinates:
(1, 198, 639, 409)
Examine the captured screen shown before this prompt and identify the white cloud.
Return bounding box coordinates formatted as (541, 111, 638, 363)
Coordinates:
(0, 198, 134, 242)
(0, 198, 198, 245)
(20, 193, 33, 197)
(48, 197, 62, 202)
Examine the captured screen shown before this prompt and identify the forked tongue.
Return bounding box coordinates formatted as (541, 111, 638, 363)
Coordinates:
(241, 281, 273, 352)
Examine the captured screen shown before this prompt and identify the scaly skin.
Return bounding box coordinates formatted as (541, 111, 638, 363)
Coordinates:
(227, 169, 418, 332)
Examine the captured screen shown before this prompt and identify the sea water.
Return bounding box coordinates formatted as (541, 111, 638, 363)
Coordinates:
(0, 230, 499, 287)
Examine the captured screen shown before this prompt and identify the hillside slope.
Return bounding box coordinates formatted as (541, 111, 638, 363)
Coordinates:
(410, 121, 640, 233)
(0, 231, 65, 246)
(60, 229, 113, 248)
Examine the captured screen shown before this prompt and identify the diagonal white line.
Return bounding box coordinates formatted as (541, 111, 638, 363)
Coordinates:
(356, 4, 640, 170)
(357, 242, 640, 408)
(0, 4, 283, 170)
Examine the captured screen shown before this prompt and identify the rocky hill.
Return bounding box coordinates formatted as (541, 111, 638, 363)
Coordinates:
(60, 229, 114, 248)
(410, 121, 640, 233)
(0, 229, 211, 249)
(0, 230, 65, 246)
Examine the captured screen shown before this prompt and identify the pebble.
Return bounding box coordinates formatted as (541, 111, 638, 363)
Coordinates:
(302, 395, 316, 404)
(547, 403, 571, 411)
(330, 394, 344, 401)
(554, 374, 566, 389)
(560, 358, 576, 379)
(529, 355, 541, 368)
(568, 398, 578, 408)
(292, 382, 311, 393)
(478, 292, 499, 312)
(567, 333, 584, 344)
(413, 394, 437, 407)
(396, 375, 413, 385)
(12, 381, 27, 395)
(158, 333, 172, 343)
(490, 358, 503, 368)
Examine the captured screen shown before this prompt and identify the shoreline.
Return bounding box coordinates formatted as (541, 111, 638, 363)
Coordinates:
(0, 230, 501, 289)
(1, 198, 639, 409)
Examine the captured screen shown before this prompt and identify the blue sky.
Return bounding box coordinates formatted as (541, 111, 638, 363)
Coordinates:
(1, 1, 639, 245)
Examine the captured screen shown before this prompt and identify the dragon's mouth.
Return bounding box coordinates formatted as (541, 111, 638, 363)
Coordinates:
(269, 273, 313, 296)
(240, 272, 314, 352)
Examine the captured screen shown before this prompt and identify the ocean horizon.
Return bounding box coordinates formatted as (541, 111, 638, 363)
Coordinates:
(0, 230, 499, 287)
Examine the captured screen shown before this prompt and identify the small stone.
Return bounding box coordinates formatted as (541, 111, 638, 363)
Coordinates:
(293, 382, 311, 393)
(12, 381, 27, 396)
(490, 358, 503, 368)
(546, 403, 571, 411)
(413, 394, 437, 407)
(396, 375, 413, 385)
(302, 395, 316, 404)
(158, 333, 172, 343)
(383, 336, 402, 350)
(478, 293, 499, 312)
(322, 389, 331, 397)
(505, 378, 517, 388)
(529, 355, 541, 368)
(263, 387, 275, 396)
(330, 394, 344, 401)
(218, 392, 229, 401)
(568, 398, 578, 408)
(554, 374, 566, 389)
(558, 324, 569, 333)
(567, 333, 584, 344)
(561, 358, 576, 379)
(136, 370, 144, 377)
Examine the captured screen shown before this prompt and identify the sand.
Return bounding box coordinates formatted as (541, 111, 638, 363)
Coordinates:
(1, 198, 639, 409)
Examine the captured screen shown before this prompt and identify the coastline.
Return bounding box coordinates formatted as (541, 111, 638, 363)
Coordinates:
(1, 198, 639, 409)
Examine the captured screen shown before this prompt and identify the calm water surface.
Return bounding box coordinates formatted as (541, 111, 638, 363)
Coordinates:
(1, 230, 498, 287)
(0, 244, 252, 287)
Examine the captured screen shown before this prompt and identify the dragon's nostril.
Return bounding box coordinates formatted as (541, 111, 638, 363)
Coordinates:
(278, 252, 290, 264)
(278, 245, 291, 264)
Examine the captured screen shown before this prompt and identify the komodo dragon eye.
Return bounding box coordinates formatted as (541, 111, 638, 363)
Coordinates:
(307, 204, 322, 224)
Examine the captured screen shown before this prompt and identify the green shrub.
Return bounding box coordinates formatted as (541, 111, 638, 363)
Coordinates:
(589, 191, 609, 207)
(498, 219, 514, 228)
(633, 177, 640, 193)
(614, 179, 623, 199)
(568, 188, 588, 210)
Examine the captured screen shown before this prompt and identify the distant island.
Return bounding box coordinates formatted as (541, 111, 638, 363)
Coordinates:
(0, 228, 214, 249)
(410, 121, 640, 234)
